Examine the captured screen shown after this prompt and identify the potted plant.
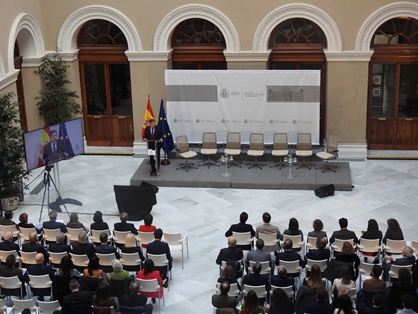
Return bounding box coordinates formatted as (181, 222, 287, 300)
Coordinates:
(0, 92, 28, 210)
(34, 50, 81, 125)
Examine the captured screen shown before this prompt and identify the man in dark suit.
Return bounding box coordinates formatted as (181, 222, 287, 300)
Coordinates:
(271, 265, 295, 287)
(0, 231, 20, 255)
(383, 245, 415, 281)
(211, 281, 239, 314)
(27, 253, 55, 301)
(147, 228, 173, 277)
(0, 254, 28, 297)
(242, 262, 270, 304)
(43, 210, 67, 237)
(225, 212, 255, 250)
(62, 279, 92, 314)
(365, 293, 391, 314)
(49, 232, 72, 254)
(72, 231, 95, 258)
(142, 119, 162, 175)
(120, 281, 153, 314)
(329, 217, 359, 245)
(22, 231, 49, 264)
(95, 232, 120, 259)
(305, 286, 334, 314)
(114, 212, 138, 235)
(0, 210, 18, 227)
(305, 238, 330, 262)
(42, 129, 66, 162)
(275, 239, 306, 275)
(216, 236, 244, 266)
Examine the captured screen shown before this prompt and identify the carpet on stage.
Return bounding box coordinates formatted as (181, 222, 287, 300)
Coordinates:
(130, 159, 352, 191)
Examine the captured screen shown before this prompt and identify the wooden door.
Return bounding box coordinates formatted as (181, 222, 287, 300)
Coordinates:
(81, 63, 133, 146)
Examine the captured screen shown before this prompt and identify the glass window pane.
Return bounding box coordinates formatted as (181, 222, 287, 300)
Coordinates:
(398, 64, 418, 118)
(371, 64, 395, 118)
(84, 64, 107, 115)
(109, 64, 132, 116)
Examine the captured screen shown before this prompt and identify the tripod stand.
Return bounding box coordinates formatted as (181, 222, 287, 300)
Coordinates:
(39, 163, 70, 222)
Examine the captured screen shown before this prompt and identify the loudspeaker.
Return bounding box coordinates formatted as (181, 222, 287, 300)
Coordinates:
(314, 184, 335, 198)
(140, 181, 159, 194)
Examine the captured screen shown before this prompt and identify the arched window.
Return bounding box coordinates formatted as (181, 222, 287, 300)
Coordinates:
(268, 18, 327, 142)
(368, 17, 418, 149)
(171, 18, 226, 69)
(78, 20, 133, 147)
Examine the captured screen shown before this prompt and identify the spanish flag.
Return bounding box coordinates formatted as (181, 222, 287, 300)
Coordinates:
(37, 127, 50, 167)
(141, 98, 155, 137)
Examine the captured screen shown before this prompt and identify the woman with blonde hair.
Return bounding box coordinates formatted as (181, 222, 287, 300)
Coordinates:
(120, 233, 145, 268)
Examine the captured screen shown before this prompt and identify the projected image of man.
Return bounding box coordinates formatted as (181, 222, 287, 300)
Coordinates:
(43, 130, 66, 162)
(142, 119, 163, 175)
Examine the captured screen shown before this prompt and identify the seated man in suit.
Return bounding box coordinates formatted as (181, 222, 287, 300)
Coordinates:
(246, 239, 272, 274)
(95, 232, 120, 259)
(363, 264, 385, 291)
(27, 253, 55, 301)
(211, 281, 239, 314)
(225, 212, 255, 250)
(147, 228, 172, 280)
(0, 231, 20, 255)
(329, 217, 359, 245)
(255, 212, 280, 252)
(43, 210, 67, 235)
(120, 281, 153, 314)
(72, 231, 95, 259)
(275, 238, 306, 272)
(271, 265, 294, 287)
(0, 210, 18, 227)
(49, 232, 72, 254)
(365, 293, 390, 314)
(0, 254, 28, 297)
(216, 236, 244, 280)
(242, 262, 270, 305)
(383, 245, 415, 281)
(22, 231, 49, 264)
(305, 286, 334, 314)
(114, 212, 138, 235)
(305, 237, 330, 263)
(62, 279, 92, 314)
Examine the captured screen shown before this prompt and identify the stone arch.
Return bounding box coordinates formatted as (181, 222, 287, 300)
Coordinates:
(154, 3, 240, 53)
(356, 1, 418, 52)
(57, 5, 141, 53)
(8, 13, 45, 74)
(253, 3, 342, 53)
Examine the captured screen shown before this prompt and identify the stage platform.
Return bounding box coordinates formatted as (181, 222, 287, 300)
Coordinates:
(130, 159, 352, 191)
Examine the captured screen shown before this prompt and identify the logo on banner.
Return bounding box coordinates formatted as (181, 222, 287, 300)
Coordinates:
(220, 89, 229, 98)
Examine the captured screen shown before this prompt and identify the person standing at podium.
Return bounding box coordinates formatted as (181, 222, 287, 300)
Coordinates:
(142, 119, 162, 175)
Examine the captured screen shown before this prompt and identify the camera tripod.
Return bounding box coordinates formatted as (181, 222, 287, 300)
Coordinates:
(39, 162, 70, 222)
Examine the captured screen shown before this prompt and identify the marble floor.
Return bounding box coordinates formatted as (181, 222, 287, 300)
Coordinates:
(15, 154, 418, 314)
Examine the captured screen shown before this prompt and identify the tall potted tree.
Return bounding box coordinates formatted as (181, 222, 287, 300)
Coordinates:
(35, 50, 81, 125)
(0, 92, 28, 210)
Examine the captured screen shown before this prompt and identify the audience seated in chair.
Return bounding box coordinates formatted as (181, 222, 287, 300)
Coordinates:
(49, 232, 72, 254)
(72, 231, 95, 259)
(90, 211, 110, 233)
(246, 239, 272, 273)
(225, 212, 255, 251)
(331, 264, 355, 308)
(334, 294, 358, 314)
(110, 259, 129, 280)
(255, 212, 281, 252)
(275, 238, 306, 270)
(363, 264, 385, 291)
(120, 281, 153, 314)
(114, 212, 138, 235)
(27, 253, 55, 301)
(335, 241, 360, 280)
(357, 290, 388, 314)
(212, 281, 239, 314)
(280, 218, 304, 252)
(62, 279, 92, 314)
(217, 265, 241, 290)
(307, 219, 328, 241)
(329, 217, 359, 245)
(387, 268, 417, 313)
(268, 288, 294, 314)
(22, 231, 49, 264)
(305, 286, 334, 314)
(383, 245, 414, 281)
(138, 214, 156, 249)
(305, 237, 330, 262)
(95, 232, 120, 259)
(0, 231, 20, 255)
(0, 254, 28, 297)
(270, 266, 294, 288)
(242, 262, 269, 305)
(43, 210, 68, 234)
(147, 228, 173, 280)
(93, 279, 120, 312)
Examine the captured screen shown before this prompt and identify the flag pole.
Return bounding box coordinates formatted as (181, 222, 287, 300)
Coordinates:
(161, 152, 170, 165)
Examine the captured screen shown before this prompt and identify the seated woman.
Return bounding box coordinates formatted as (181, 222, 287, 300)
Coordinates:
(110, 259, 129, 280)
(90, 211, 110, 232)
(307, 219, 327, 240)
(58, 255, 81, 278)
(217, 265, 241, 290)
(331, 264, 355, 307)
(18, 213, 43, 241)
(84, 255, 109, 284)
(120, 233, 145, 265)
(268, 288, 294, 314)
(303, 264, 325, 289)
(334, 294, 358, 314)
(93, 279, 120, 311)
(137, 259, 166, 303)
(360, 219, 382, 262)
(280, 218, 303, 252)
(382, 218, 404, 245)
(388, 268, 416, 312)
(240, 290, 265, 314)
(335, 242, 360, 280)
(67, 212, 89, 233)
(138, 214, 157, 249)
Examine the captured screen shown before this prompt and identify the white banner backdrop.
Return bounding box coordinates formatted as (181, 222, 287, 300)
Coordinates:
(165, 70, 320, 144)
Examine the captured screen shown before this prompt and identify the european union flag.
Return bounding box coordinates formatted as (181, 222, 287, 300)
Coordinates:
(59, 122, 75, 157)
(158, 99, 175, 155)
